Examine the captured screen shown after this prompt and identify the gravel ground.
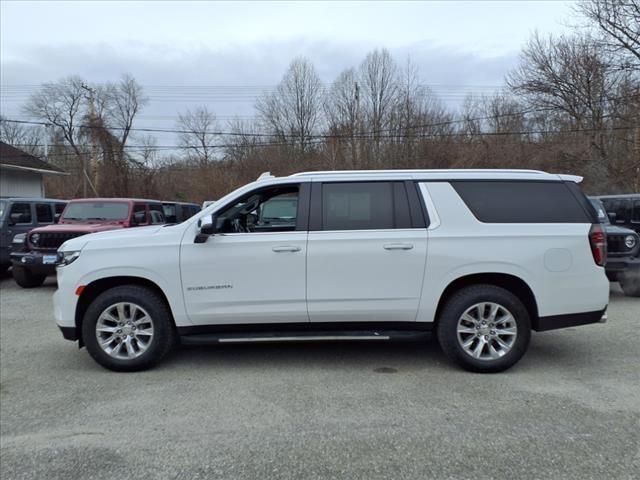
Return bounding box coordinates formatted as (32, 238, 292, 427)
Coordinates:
(0, 273, 638, 480)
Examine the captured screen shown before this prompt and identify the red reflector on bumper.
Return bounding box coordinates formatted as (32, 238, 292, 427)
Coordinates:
(75, 285, 86, 296)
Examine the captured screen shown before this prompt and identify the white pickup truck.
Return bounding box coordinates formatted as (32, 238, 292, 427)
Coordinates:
(53, 169, 609, 372)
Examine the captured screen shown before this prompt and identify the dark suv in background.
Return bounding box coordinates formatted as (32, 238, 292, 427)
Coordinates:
(590, 198, 640, 297)
(597, 194, 640, 234)
(0, 198, 67, 273)
(11, 198, 166, 287)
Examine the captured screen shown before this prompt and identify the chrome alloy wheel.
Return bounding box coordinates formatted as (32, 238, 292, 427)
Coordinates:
(95, 302, 154, 360)
(456, 302, 517, 361)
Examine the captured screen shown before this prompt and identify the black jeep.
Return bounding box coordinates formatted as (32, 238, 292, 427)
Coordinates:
(597, 194, 640, 234)
(589, 198, 640, 297)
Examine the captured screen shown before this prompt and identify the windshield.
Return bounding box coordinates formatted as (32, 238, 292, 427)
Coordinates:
(589, 199, 610, 225)
(62, 202, 130, 221)
(0, 200, 6, 220)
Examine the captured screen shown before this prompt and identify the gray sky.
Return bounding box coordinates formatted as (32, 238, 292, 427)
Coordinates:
(1, 0, 577, 138)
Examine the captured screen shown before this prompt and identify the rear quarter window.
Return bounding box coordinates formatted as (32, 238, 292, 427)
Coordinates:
(451, 181, 592, 223)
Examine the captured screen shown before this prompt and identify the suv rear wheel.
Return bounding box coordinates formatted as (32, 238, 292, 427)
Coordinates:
(82, 285, 175, 371)
(12, 266, 46, 288)
(437, 285, 531, 373)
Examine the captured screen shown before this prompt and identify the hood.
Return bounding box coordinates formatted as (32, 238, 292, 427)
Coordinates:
(30, 223, 125, 234)
(603, 225, 638, 236)
(59, 225, 165, 251)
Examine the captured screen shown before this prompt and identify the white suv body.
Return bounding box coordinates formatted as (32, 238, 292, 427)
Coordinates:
(53, 170, 609, 372)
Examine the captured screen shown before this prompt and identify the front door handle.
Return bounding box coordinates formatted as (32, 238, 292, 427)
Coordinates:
(383, 243, 414, 250)
(272, 245, 301, 253)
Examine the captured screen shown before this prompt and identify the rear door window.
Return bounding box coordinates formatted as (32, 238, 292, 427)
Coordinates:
(320, 182, 411, 230)
(35, 203, 54, 224)
(451, 181, 592, 223)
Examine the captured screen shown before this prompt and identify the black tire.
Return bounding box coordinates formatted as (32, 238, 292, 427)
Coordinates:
(619, 274, 640, 297)
(82, 285, 175, 372)
(436, 284, 531, 373)
(12, 266, 46, 288)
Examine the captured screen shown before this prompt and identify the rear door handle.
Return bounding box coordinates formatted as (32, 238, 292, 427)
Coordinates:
(272, 245, 301, 253)
(383, 243, 414, 250)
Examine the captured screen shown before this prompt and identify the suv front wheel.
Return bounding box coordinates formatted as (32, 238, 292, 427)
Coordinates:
(437, 285, 531, 373)
(82, 285, 175, 371)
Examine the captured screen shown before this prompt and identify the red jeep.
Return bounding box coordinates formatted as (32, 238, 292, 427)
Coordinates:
(11, 198, 166, 287)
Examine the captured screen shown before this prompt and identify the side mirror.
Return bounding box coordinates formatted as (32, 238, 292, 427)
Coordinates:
(194, 215, 216, 244)
(54, 213, 61, 224)
(607, 212, 617, 223)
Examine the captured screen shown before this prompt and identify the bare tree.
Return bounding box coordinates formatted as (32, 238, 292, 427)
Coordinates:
(325, 68, 360, 166)
(577, 0, 640, 66)
(256, 57, 324, 153)
(507, 32, 625, 181)
(0, 116, 42, 156)
(23, 76, 94, 195)
(176, 106, 219, 165)
(104, 74, 148, 149)
(358, 49, 399, 162)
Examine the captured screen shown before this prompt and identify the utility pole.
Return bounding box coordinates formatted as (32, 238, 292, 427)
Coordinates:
(81, 84, 99, 197)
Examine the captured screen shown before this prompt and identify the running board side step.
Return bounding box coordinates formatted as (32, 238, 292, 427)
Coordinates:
(179, 330, 431, 346)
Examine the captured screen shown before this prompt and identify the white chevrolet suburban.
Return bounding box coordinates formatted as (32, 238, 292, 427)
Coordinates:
(53, 170, 609, 373)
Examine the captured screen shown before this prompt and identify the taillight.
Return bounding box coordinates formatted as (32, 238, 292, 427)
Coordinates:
(589, 224, 607, 267)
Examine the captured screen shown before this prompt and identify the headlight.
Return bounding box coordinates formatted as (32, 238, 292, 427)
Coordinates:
(12, 233, 26, 245)
(56, 250, 81, 266)
(30, 233, 40, 245)
(625, 235, 637, 249)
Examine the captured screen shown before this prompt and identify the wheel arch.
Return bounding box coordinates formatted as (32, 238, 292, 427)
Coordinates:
(434, 273, 539, 327)
(75, 276, 175, 347)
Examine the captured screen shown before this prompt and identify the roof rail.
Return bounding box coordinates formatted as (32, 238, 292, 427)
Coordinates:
(257, 171, 274, 181)
(290, 169, 548, 177)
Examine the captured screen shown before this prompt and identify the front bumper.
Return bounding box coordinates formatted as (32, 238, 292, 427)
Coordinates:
(605, 255, 640, 280)
(10, 251, 58, 275)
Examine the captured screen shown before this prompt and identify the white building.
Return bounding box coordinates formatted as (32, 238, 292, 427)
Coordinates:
(0, 141, 66, 197)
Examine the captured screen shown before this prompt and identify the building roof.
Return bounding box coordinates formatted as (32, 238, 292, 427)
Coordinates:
(0, 141, 66, 175)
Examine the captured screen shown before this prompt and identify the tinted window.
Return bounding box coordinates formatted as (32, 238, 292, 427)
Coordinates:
(64, 202, 129, 220)
(35, 204, 53, 223)
(601, 199, 629, 223)
(322, 182, 395, 230)
(9, 203, 32, 224)
(452, 181, 591, 223)
(633, 200, 640, 223)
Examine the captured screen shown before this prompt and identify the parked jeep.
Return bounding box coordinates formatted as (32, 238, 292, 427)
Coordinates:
(589, 198, 640, 297)
(11, 198, 166, 287)
(162, 202, 201, 224)
(597, 194, 640, 234)
(0, 197, 67, 272)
